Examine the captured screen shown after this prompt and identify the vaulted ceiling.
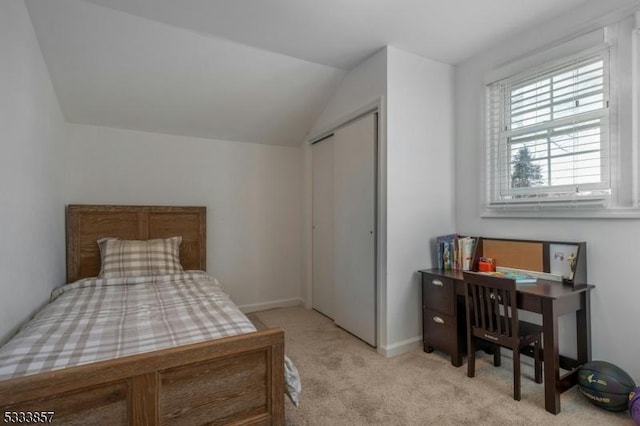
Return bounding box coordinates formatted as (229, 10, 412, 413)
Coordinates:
(26, 0, 596, 146)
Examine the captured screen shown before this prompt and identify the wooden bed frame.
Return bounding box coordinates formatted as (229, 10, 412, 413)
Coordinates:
(0, 205, 285, 425)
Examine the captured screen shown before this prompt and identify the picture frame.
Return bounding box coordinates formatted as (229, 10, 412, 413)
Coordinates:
(549, 243, 580, 282)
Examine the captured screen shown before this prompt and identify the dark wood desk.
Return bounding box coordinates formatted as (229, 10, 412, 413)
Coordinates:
(419, 269, 594, 415)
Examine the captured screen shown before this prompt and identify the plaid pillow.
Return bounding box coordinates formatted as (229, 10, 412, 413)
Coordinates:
(97, 237, 183, 278)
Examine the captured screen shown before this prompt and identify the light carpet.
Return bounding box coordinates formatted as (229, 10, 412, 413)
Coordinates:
(250, 307, 633, 426)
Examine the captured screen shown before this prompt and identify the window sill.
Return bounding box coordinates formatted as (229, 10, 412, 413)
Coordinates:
(482, 207, 640, 219)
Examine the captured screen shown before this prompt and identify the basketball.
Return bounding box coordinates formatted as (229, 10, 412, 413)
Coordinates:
(630, 387, 640, 425)
(577, 361, 636, 412)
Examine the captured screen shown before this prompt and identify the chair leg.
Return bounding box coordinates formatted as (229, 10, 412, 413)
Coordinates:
(513, 348, 521, 401)
(493, 344, 501, 367)
(467, 336, 476, 378)
(534, 339, 542, 384)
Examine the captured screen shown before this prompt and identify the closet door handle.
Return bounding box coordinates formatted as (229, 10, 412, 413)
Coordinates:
(432, 316, 445, 324)
(431, 279, 444, 287)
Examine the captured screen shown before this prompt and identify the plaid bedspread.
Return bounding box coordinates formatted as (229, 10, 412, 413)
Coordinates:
(0, 271, 257, 380)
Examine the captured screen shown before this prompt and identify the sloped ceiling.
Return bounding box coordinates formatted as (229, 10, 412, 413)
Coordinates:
(80, 0, 594, 69)
(25, 0, 599, 146)
(25, 0, 345, 146)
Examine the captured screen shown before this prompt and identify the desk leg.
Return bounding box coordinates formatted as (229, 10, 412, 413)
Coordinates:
(542, 298, 561, 414)
(452, 352, 463, 367)
(576, 291, 592, 364)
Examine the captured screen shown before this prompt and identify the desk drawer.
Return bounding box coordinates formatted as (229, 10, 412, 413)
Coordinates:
(423, 308, 456, 353)
(422, 273, 455, 315)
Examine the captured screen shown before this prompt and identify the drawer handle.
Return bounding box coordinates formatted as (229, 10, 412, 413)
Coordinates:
(431, 279, 444, 287)
(432, 316, 445, 324)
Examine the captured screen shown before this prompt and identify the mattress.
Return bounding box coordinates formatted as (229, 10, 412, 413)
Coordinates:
(0, 271, 257, 380)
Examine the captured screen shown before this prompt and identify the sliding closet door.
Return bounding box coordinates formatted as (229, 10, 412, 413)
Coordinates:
(311, 136, 335, 318)
(333, 113, 376, 346)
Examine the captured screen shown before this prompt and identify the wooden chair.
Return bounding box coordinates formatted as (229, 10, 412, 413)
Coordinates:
(463, 271, 543, 401)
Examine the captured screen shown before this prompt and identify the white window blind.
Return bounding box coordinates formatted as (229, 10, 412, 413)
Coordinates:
(486, 49, 612, 208)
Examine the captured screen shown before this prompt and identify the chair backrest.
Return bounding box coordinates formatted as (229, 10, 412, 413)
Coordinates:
(463, 272, 518, 345)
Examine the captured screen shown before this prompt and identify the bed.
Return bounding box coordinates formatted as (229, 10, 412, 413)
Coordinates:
(0, 205, 286, 425)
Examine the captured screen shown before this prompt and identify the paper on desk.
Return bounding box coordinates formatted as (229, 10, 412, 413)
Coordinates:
(495, 266, 563, 282)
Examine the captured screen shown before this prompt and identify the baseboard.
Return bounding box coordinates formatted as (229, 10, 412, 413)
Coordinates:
(238, 298, 302, 314)
(378, 336, 422, 358)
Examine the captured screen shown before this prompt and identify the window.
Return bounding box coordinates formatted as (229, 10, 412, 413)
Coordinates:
(486, 49, 614, 209)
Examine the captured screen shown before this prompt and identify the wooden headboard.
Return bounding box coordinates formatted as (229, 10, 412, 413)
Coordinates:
(66, 205, 206, 283)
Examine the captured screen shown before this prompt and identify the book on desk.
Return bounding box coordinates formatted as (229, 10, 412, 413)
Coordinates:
(477, 266, 563, 284)
(435, 234, 477, 271)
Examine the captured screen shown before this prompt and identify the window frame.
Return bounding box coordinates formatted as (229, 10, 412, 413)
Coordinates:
(485, 47, 618, 211)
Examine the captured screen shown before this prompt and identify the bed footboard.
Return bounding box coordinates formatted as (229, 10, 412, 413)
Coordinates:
(0, 328, 284, 425)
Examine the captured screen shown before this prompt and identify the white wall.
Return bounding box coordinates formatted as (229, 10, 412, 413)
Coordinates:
(385, 47, 455, 355)
(455, 0, 640, 380)
(0, 0, 67, 343)
(65, 124, 302, 312)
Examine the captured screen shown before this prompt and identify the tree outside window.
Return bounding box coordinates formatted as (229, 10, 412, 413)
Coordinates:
(511, 146, 543, 189)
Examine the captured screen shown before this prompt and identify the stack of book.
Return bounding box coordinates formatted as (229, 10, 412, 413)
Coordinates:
(436, 234, 476, 271)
